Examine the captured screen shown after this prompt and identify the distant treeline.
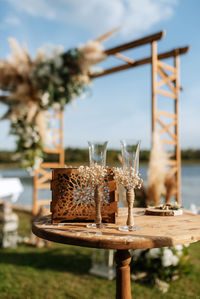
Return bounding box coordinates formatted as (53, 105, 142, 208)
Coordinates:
(0, 148, 200, 165)
(64, 148, 150, 165)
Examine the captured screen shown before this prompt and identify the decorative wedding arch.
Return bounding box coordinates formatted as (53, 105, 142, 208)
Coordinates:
(33, 30, 189, 215)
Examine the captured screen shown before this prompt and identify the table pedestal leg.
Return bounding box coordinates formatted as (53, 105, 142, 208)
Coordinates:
(115, 249, 132, 299)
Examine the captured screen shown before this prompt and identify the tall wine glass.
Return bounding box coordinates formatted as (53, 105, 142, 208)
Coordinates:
(87, 141, 108, 228)
(119, 139, 141, 232)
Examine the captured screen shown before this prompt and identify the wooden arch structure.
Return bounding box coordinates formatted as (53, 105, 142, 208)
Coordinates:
(33, 30, 189, 215)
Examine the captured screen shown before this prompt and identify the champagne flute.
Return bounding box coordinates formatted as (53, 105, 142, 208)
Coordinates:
(118, 139, 141, 232)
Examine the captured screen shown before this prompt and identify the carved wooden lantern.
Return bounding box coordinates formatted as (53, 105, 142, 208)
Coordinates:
(50, 168, 118, 224)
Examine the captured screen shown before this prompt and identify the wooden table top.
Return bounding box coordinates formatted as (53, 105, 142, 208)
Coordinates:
(32, 209, 200, 250)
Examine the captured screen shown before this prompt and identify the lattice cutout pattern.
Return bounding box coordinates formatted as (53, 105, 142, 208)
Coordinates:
(51, 168, 117, 224)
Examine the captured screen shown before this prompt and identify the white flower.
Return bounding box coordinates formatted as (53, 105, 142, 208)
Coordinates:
(41, 92, 50, 105)
(162, 249, 173, 267)
(38, 65, 51, 77)
(24, 139, 33, 148)
(184, 243, 190, 248)
(174, 245, 183, 256)
(33, 134, 40, 143)
(53, 56, 63, 69)
(171, 255, 179, 266)
(174, 245, 183, 251)
(113, 167, 143, 189)
(146, 248, 160, 259)
(161, 248, 180, 268)
(78, 164, 107, 186)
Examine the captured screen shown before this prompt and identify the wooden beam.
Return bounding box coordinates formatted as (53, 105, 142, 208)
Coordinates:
(37, 199, 51, 206)
(168, 166, 178, 176)
(37, 183, 51, 189)
(152, 41, 157, 133)
(40, 162, 62, 168)
(168, 160, 177, 166)
(156, 88, 176, 99)
(114, 53, 135, 64)
(43, 148, 61, 154)
(158, 60, 175, 73)
(174, 55, 181, 204)
(157, 74, 176, 89)
(105, 31, 165, 55)
(157, 118, 177, 140)
(157, 67, 176, 94)
(156, 110, 176, 119)
(91, 47, 189, 79)
(161, 139, 177, 145)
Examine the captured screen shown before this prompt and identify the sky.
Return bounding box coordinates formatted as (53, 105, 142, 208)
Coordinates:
(0, 0, 199, 150)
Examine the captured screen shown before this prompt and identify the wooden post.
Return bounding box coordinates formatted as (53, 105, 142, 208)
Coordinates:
(32, 170, 38, 215)
(94, 186, 102, 227)
(174, 55, 181, 203)
(32, 110, 65, 215)
(126, 189, 135, 226)
(151, 40, 157, 134)
(59, 111, 65, 165)
(115, 250, 132, 299)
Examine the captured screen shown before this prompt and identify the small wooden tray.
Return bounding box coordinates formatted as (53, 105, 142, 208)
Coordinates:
(145, 207, 183, 216)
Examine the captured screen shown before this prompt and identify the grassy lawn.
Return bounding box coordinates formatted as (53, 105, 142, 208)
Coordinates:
(0, 211, 200, 299)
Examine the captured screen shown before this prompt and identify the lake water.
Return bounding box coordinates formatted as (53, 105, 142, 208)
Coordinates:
(0, 165, 199, 210)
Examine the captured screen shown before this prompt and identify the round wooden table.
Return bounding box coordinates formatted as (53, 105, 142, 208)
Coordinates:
(32, 209, 200, 299)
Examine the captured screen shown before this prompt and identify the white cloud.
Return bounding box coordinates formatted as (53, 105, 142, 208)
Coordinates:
(4, 16, 21, 26)
(7, 0, 178, 37)
(0, 15, 21, 30)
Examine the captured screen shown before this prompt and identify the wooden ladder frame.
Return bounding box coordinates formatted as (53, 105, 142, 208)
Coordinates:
(92, 31, 188, 204)
(32, 30, 189, 213)
(32, 110, 64, 215)
(152, 42, 181, 202)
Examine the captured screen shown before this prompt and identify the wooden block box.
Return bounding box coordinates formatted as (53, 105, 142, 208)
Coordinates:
(50, 168, 118, 224)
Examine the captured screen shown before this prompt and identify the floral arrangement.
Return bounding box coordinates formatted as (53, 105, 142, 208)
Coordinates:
(0, 29, 119, 171)
(112, 167, 143, 190)
(131, 244, 190, 293)
(78, 164, 107, 187)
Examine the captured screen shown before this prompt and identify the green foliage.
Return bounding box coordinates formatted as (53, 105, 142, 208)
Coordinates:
(131, 247, 191, 284)
(181, 149, 200, 161)
(0, 148, 200, 167)
(32, 49, 88, 109)
(65, 147, 89, 164)
(10, 118, 44, 170)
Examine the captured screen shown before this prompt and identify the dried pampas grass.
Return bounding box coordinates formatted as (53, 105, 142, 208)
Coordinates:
(78, 40, 106, 72)
(164, 174, 176, 204)
(147, 132, 170, 206)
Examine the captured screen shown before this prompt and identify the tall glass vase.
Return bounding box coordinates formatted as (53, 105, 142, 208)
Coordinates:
(119, 139, 141, 232)
(88, 141, 108, 228)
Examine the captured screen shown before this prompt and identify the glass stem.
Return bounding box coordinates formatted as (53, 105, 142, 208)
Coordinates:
(126, 188, 135, 227)
(94, 185, 102, 228)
